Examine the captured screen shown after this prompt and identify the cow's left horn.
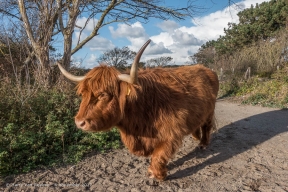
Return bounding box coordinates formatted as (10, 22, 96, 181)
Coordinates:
(118, 39, 151, 84)
(57, 62, 85, 82)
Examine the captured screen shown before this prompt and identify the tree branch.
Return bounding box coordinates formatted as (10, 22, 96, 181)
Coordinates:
(71, 0, 121, 55)
(56, 0, 65, 33)
(0, 8, 21, 20)
(17, 0, 37, 48)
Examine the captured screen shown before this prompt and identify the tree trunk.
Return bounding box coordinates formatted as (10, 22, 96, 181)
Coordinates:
(62, 34, 73, 69)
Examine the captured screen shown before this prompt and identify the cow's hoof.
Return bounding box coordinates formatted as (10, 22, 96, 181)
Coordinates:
(147, 168, 166, 181)
(147, 168, 154, 178)
(198, 143, 207, 150)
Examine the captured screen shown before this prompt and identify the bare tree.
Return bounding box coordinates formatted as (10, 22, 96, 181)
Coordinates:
(0, 0, 203, 85)
(146, 56, 173, 67)
(97, 46, 136, 70)
(18, 0, 58, 69)
(191, 46, 216, 67)
(0, 27, 41, 104)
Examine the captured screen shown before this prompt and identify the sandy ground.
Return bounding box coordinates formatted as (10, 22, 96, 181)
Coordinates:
(1, 100, 288, 192)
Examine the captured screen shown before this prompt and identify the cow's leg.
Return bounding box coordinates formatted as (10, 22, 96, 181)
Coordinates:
(199, 113, 215, 149)
(192, 127, 201, 141)
(148, 141, 179, 181)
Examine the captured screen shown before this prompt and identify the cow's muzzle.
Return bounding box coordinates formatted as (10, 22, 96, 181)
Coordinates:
(75, 119, 87, 130)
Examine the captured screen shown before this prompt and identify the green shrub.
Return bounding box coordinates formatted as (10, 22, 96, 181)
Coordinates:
(0, 86, 121, 176)
(282, 94, 288, 105)
(219, 73, 288, 108)
(219, 78, 240, 97)
(257, 71, 273, 78)
(284, 76, 288, 83)
(242, 93, 268, 105)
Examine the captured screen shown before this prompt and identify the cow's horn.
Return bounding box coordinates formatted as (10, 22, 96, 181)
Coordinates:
(57, 61, 85, 82)
(118, 39, 151, 84)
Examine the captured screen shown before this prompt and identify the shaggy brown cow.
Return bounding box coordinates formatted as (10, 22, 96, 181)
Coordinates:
(58, 39, 219, 181)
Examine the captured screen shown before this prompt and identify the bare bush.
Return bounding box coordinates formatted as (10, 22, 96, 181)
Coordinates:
(213, 28, 288, 80)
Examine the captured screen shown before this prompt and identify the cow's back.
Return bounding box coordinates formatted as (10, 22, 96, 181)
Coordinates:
(136, 64, 219, 133)
(173, 65, 219, 100)
(138, 64, 218, 105)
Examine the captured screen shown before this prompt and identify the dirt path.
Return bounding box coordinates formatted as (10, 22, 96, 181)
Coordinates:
(1, 100, 288, 192)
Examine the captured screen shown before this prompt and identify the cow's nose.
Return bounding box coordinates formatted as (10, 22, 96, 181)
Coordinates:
(75, 119, 86, 129)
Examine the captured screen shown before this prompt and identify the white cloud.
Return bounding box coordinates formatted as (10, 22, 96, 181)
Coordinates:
(149, 26, 205, 64)
(150, 32, 173, 47)
(75, 17, 99, 32)
(73, 17, 115, 52)
(87, 54, 97, 63)
(88, 36, 115, 51)
(74, 31, 114, 52)
(85, 54, 98, 68)
(128, 38, 172, 56)
(172, 30, 204, 46)
(157, 20, 179, 32)
(109, 22, 172, 56)
(145, 42, 172, 55)
(109, 22, 147, 38)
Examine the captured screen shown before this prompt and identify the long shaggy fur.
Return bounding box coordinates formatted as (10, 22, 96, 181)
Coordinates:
(75, 64, 219, 180)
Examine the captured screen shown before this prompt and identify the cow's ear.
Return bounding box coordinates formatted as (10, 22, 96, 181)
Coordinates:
(118, 82, 128, 117)
(119, 82, 137, 98)
(119, 82, 129, 99)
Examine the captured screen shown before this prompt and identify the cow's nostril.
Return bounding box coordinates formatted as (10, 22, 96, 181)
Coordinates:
(75, 119, 86, 128)
(80, 121, 86, 127)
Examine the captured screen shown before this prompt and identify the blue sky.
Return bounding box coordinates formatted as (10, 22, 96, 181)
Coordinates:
(68, 0, 267, 68)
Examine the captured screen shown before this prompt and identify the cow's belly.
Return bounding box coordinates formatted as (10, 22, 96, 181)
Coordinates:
(119, 131, 159, 157)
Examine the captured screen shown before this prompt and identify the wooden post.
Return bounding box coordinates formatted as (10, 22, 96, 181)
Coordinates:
(244, 67, 251, 80)
(219, 68, 223, 80)
(244, 69, 248, 80)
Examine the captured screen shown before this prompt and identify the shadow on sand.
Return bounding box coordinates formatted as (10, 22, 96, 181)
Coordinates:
(168, 108, 288, 180)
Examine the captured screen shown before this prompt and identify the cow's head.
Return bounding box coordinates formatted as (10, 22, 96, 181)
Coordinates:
(58, 40, 151, 132)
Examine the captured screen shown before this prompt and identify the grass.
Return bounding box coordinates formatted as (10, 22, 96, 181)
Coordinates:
(219, 68, 288, 108)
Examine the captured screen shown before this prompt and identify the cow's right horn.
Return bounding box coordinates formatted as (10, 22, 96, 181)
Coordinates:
(118, 39, 151, 84)
(57, 61, 85, 82)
